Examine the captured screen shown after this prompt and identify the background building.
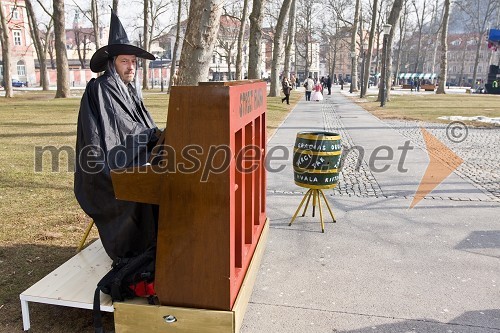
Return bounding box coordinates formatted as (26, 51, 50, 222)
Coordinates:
(0, 0, 36, 85)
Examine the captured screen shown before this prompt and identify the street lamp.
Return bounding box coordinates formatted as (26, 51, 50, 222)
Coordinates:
(380, 23, 392, 107)
(349, 51, 356, 93)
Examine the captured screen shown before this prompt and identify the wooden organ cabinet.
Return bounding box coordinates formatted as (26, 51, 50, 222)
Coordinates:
(111, 80, 269, 333)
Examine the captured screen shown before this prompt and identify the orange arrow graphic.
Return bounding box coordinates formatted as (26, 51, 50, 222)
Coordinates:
(410, 127, 464, 209)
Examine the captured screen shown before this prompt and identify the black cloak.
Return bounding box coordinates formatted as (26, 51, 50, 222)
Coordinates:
(74, 71, 159, 261)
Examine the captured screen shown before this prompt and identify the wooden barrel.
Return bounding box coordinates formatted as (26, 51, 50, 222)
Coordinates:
(293, 131, 342, 189)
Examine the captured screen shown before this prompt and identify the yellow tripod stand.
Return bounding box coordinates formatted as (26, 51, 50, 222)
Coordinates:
(289, 189, 336, 233)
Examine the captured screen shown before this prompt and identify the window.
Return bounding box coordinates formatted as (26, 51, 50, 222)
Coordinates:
(478, 66, 482, 73)
(212, 55, 216, 63)
(17, 60, 25, 76)
(470, 65, 474, 73)
(12, 7, 19, 19)
(13, 30, 22, 46)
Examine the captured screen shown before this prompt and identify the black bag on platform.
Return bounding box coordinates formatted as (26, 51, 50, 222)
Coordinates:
(93, 246, 156, 333)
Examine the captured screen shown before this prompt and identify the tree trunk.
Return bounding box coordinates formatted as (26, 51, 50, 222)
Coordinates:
(0, 0, 13, 97)
(458, 45, 467, 86)
(142, 0, 150, 90)
(248, 0, 265, 79)
(235, 0, 249, 80)
(378, 0, 404, 103)
(74, 30, 86, 68)
(471, 33, 484, 89)
(168, 0, 182, 92)
(53, 0, 70, 98)
(269, 0, 292, 97)
(412, 1, 426, 73)
(48, 30, 56, 69)
(113, 0, 119, 15)
(350, 0, 360, 92)
(436, 0, 450, 94)
(283, 0, 296, 79)
(362, 0, 378, 97)
(177, 1, 224, 85)
(91, 0, 100, 50)
(26, 0, 49, 90)
(430, 0, 441, 82)
(374, 9, 382, 79)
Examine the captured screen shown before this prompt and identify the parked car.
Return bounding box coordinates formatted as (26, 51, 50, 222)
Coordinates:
(11, 79, 27, 87)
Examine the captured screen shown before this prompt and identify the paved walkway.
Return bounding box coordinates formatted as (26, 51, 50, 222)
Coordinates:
(241, 87, 500, 333)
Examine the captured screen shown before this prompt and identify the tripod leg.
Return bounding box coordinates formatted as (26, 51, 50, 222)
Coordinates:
(290, 189, 312, 226)
(319, 190, 336, 223)
(312, 189, 317, 217)
(301, 189, 313, 216)
(317, 190, 325, 232)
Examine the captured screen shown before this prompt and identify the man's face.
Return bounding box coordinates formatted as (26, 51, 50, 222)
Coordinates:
(115, 55, 137, 84)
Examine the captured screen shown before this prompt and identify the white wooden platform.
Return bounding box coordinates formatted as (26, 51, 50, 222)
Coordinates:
(19, 239, 113, 331)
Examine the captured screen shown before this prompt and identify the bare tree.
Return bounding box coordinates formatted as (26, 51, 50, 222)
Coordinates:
(437, 0, 450, 94)
(295, 0, 315, 79)
(53, 0, 70, 98)
(248, 0, 266, 79)
(91, 0, 100, 50)
(168, 0, 182, 92)
(378, 0, 404, 103)
(361, 0, 379, 97)
(0, 0, 13, 97)
(142, 0, 150, 89)
(235, 0, 249, 80)
(411, 0, 431, 72)
(113, 0, 119, 15)
(177, 1, 224, 85)
(455, 0, 498, 88)
(71, 0, 100, 60)
(215, 15, 240, 80)
(394, 0, 408, 85)
(458, 38, 468, 86)
(269, 0, 292, 97)
(26, 0, 49, 90)
(73, 28, 90, 68)
(350, 0, 360, 92)
(429, 0, 444, 77)
(283, 0, 296, 79)
(36, 0, 56, 70)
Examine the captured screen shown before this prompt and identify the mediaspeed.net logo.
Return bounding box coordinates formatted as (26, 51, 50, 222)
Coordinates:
(410, 121, 466, 209)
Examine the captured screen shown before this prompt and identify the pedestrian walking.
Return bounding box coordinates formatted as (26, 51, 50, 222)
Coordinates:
(326, 75, 332, 95)
(304, 76, 314, 101)
(281, 77, 292, 105)
(312, 80, 323, 101)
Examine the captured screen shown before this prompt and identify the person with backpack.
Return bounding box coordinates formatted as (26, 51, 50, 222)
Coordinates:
(75, 11, 160, 263)
(304, 75, 314, 101)
(74, 12, 160, 332)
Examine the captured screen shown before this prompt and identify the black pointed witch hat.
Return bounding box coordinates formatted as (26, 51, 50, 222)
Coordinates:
(90, 11, 155, 73)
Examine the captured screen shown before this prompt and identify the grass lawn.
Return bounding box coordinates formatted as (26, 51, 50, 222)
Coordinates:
(0, 88, 301, 333)
(360, 92, 500, 125)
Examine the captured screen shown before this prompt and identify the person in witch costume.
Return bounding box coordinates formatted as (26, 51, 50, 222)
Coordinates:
(74, 11, 161, 261)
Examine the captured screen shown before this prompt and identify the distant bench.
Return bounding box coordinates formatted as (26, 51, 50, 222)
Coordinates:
(401, 84, 435, 91)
